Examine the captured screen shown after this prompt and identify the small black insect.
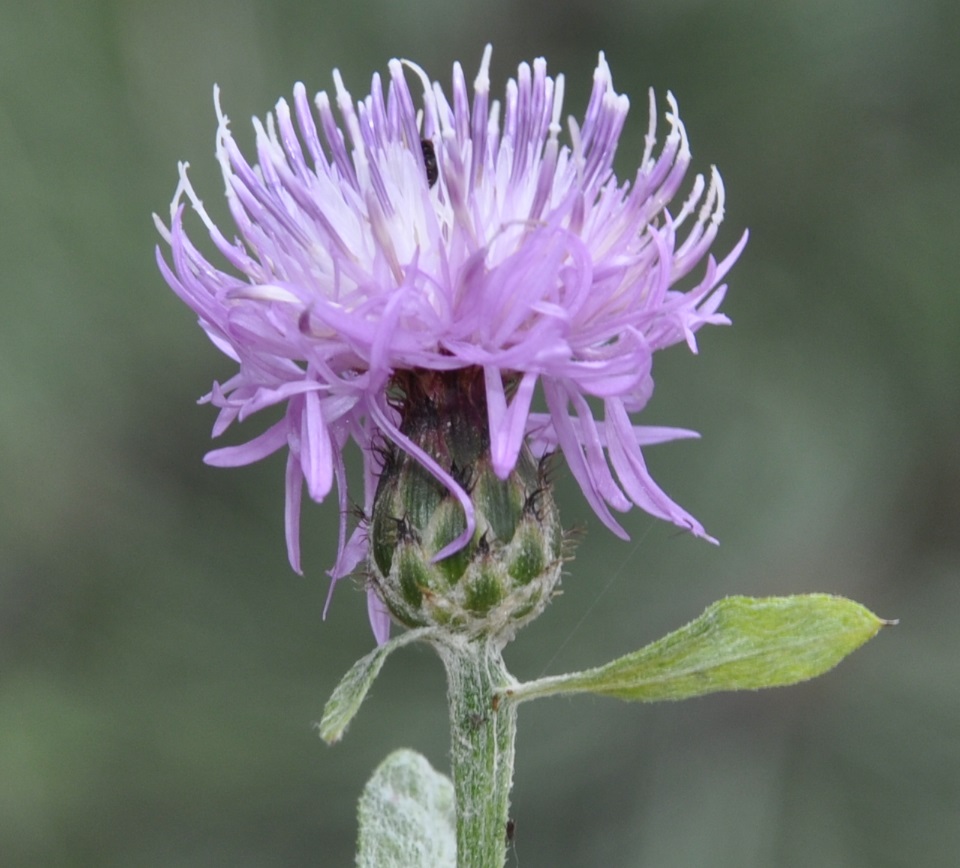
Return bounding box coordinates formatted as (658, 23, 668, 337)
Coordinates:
(505, 818, 516, 843)
(421, 139, 439, 188)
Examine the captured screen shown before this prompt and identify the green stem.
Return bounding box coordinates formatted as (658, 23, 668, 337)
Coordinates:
(434, 637, 517, 868)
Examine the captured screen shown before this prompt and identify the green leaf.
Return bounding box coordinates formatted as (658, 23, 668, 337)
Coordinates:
(502, 594, 893, 705)
(356, 749, 456, 868)
(318, 628, 432, 744)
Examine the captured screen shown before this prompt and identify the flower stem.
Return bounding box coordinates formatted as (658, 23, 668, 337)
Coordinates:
(434, 637, 516, 868)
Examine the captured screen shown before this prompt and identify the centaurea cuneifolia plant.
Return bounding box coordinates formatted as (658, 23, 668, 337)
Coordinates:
(157, 47, 890, 868)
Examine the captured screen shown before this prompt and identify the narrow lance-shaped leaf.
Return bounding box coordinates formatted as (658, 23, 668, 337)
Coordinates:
(502, 594, 894, 706)
(318, 628, 433, 744)
(356, 749, 456, 868)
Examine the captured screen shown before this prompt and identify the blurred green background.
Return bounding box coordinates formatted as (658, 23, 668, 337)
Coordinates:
(2, 1, 958, 865)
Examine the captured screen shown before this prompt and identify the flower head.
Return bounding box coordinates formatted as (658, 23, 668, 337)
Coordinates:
(156, 46, 746, 641)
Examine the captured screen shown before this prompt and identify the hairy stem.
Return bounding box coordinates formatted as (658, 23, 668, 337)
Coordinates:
(434, 637, 516, 868)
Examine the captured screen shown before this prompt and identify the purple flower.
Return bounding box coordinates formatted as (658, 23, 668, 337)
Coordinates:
(156, 46, 746, 640)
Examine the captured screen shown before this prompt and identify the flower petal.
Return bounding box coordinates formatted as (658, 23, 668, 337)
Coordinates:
(203, 419, 288, 467)
(160, 48, 745, 640)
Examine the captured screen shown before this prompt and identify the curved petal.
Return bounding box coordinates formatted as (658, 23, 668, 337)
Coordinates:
(301, 389, 334, 501)
(486, 368, 537, 479)
(203, 418, 288, 467)
(367, 589, 393, 646)
(284, 449, 305, 575)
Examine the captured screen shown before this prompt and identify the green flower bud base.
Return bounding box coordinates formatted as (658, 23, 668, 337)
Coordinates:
(369, 368, 564, 643)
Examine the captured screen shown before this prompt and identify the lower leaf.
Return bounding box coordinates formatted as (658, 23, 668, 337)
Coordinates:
(356, 749, 456, 868)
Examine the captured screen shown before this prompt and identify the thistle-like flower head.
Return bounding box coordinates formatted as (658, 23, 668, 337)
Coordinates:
(156, 47, 746, 641)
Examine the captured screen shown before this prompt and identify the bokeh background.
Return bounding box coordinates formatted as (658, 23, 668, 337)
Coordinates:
(2, 1, 958, 865)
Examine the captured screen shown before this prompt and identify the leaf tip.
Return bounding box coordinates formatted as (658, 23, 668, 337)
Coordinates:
(313, 719, 343, 746)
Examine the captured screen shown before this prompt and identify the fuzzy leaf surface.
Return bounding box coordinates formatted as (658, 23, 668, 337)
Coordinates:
(319, 628, 431, 744)
(356, 749, 455, 868)
(503, 594, 891, 705)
